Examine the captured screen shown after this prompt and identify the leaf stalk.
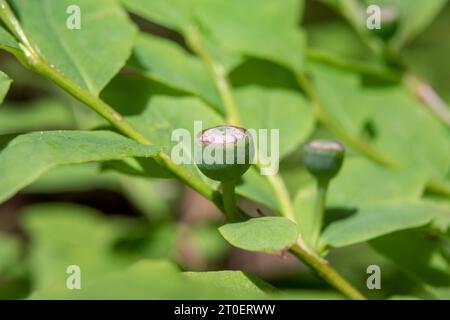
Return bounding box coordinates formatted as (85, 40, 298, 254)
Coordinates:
(221, 180, 240, 222)
(310, 180, 328, 250)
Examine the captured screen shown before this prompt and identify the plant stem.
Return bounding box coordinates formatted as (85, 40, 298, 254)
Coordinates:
(404, 74, 450, 127)
(306, 49, 402, 82)
(156, 152, 224, 206)
(33, 59, 151, 144)
(186, 26, 365, 299)
(426, 179, 450, 198)
(187, 27, 241, 126)
(0, 1, 366, 300)
(290, 243, 366, 300)
(187, 26, 300, 222)
(0, 1, 229, 211)
(310, 180, 328, 250)
(186, 25, 325, 271)
(221, 180, 240, 222)
(265, 174, 297, 222)
(0, 0, 33, 49)
(296, 73, 398, 168)
(35, 54, 227, 208)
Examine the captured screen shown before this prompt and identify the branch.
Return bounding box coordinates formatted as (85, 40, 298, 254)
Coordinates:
(0, 0, 366, 300)
(187, 26, 241, 126)
(0, 0, 223, 210)
(290, 243, 366, 300)
(404, 74, 450, 126)
(306, 48, 402, 82)
(186, 24, 366, 299)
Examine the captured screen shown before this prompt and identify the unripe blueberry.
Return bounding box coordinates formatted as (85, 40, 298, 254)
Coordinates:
(196, 125, 254, 182)
(303, 140, 345, 184)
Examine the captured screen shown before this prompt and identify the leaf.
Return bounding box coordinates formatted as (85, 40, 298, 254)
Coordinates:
(294, 156, 426, 247)
(24, 205, 225, 299)
(122, 0, 305, 73)
(0, 99, 75, 134)
(101, 76, 223, 149)
(23, 162, 176, 220)
(184, 271, 270, 299)
(12, 0, 137, 95)
(0, 26, 18, 48)
(72, 260, 187, 299)
(197, 0, 306, 74)
(131, 33, 223, 113)
(273, 290, 344, 300)
(395, 0, 447, 47)
(130, 38, 314, 159)
(24, 163, 118, 193)
(370, 229, 450, 299)
(32, 259, 270, 299)
(121, 0, 303, 34)
(22, 203, 136, 292)
(293, 184, 317, 245)
(0, 71, 12, 104)
(367, 86, 450, 178)
(321, 202, 441, 248)
(307, 21, 377, 63)
(230, 58, 299, 90)
(328, 157, 426, 207)
(125, 95, 223, 169)
(219, 217, 298, 253)
(427, 197, 450, 232)
(325, 0, 446, 50)
(309, 62, 372, 135)
(30, 259, 188, 299)
(364, 0, 447, 49)
(310, 63, 450, 178)
(0, 26, 22, 57)
(236, 167, 280, 211)
(236, 86, 315, 160)
(0, 130, 160, 203)
(120, 0, 196, 34)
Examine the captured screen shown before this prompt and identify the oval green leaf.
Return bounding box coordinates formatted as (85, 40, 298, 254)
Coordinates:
(322, 202, 441, 248)
(219, 217, 298, 253)
(0, 130, 160, 203)
(13, 0, 137, 95)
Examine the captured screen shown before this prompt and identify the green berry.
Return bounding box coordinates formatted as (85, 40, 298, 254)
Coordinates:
(303, 140, 345, 184)
(195, 125, 254, 182)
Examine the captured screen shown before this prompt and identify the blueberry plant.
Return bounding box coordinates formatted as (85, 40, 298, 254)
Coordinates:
(0, 0, 449, 300)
